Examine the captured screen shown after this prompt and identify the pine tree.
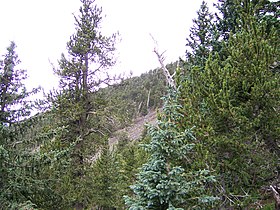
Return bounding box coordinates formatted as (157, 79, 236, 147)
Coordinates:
(180, 1, 279, 207)
(53, 0, 117, 150)
(48, 0, 117, 208)
(125, 88, 217, 210)
(258, 0, 280, 35)
(116, 140, 150, 208)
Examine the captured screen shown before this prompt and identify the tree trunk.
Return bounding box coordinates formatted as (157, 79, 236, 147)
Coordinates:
(147, 89, 151, 110)
(270, 185, 280, 210)
(153, 48, 175, 88)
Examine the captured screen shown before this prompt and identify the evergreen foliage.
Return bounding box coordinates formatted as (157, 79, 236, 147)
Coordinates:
(0, 41, 37, 124)
(0, 42, 38, 208)
(90, 145, 119, 209)
(102, 68, 166, 128)
(186, 1, 217, 68)
(0, 42, 69, 209)
(116, 138, 150, 207)
(125, 88, 217, 210)
(215, 0, 242, 40)
(46, 0, 117, 207)
(181, 0, 280, 207)
(1, 0, 279, 209)
(215, 0, 280, 41)
(51, 0, 117, 150)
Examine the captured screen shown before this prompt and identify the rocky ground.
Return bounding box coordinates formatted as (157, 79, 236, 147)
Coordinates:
(109, 109, 159, 146)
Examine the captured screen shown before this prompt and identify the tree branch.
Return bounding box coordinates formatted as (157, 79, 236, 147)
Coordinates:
(150, 34, 176, 88)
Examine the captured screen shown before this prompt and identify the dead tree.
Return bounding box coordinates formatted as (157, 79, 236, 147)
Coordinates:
(150, 34, 176, 88)
(270, 185, 280, 210)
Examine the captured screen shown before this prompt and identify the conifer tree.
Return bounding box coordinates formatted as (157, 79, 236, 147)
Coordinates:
(116, 141, 150, 208)
(125, 88, 217, 210)
(181, 1, 279, 207)
(0, 42, 35, 124)
(48, 0, 117, 208)
(215, 0, 242, 40)
(53, 0, 116, 151)
(186, 1, 217, 68)
(215, 0, 280, 41)
(0, 42, 66, 209)
(0, 42, 37, 208)
(90, 145, 119, 209)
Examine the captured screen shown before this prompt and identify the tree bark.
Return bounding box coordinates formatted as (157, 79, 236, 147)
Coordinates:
(150, 34, 176, 88)
(153, 48, 175, 88)
(270, 185, 280, 210)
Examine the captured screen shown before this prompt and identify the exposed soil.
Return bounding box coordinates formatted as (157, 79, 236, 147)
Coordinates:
(108, 109, 159, 146)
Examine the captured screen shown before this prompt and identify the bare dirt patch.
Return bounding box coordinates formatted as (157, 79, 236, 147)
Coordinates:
(109, 109, 159, 146)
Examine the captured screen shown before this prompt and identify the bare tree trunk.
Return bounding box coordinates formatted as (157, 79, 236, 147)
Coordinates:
(150, 34, 176, 88)
(147, 89, 151, 110)
(137, 101, 143, 116)
(153, 48, 176, 88)
(270, 185, 280, 210)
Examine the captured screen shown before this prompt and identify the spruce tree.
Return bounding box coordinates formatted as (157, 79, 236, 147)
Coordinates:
(215, 0, 242, 40)
(0, 42, 35, 124)
(125, 88, 217, 210)
(0, 42, 37, 208)
(215, 0, 280, 41)
(186, 1, 217, 68)
(0, 42, 66, 209)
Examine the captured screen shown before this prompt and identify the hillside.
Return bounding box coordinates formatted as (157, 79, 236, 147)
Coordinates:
(1, 0, 279, 209)
(109, 108, 158, 146)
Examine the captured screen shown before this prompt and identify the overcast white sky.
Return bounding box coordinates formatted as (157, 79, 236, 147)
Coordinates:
(0, 0, 215, 91)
